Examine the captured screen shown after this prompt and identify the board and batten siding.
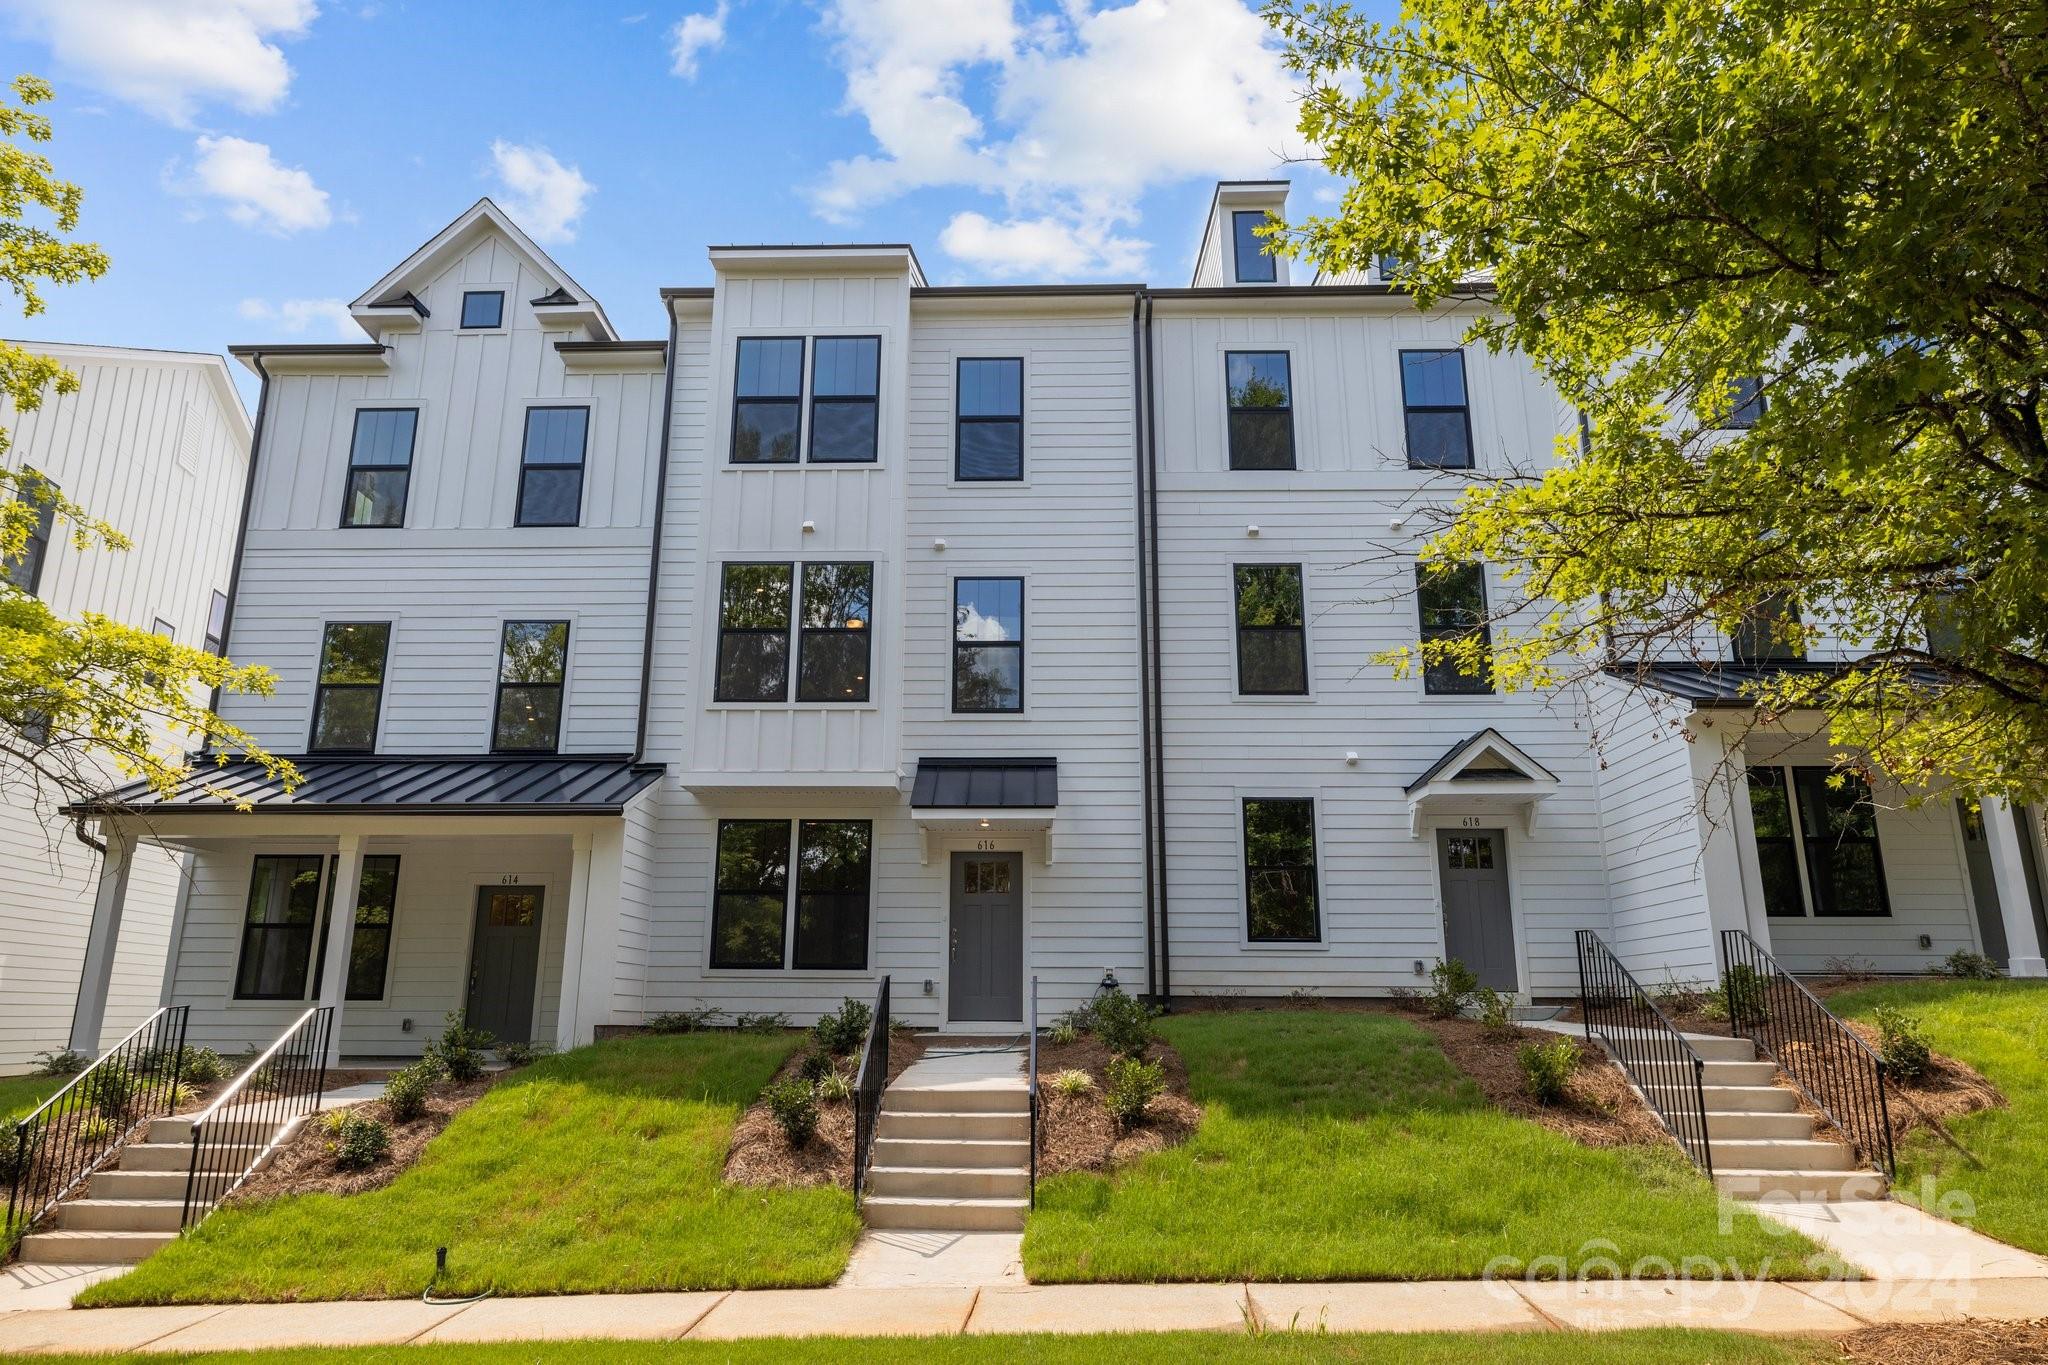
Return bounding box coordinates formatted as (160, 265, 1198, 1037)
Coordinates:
(0, 346, 249, 1070)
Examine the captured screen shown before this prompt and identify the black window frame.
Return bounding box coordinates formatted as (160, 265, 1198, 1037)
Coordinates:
(514, 404, 590, 528)
(1225, 350, 1296, 471)
(795, 561, 874, 704)
(340, 407, 418, 529)
(1719, 377, 1767, 429)
(1243, 797, 1321, 943)
(1400, 348, 1475, 470)
(232, 853, 326, 1001)
(311, 854, 402, 1002)
(1232, 210, 1276, 284)
(730, 336, 806, 465)
(1731, 593, 1805, 663)
(792, 819, 873, 970)
(1416, 562, 1494, 696)
(1233, 563, 1309, 697)
(204, 589, 228, 656)
(1746, 766, 1807, 918)
(309, 620, 392, 754)
(459, 290, 505, 329)
(807, 335, 882, 465)
(710, 818, 793, 969)
(493, 619, 570, 753)
(955, 357, 1024, 481)
(714, 561, 794, 703)
(5, 470, 58, 596)
(952, 576, 1025, 714)
(1792, 767, 1892, 918)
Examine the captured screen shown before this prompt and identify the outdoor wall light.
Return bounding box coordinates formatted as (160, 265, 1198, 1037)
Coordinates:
(1412, 960, 1426, 976)
(1345, 751, 1359, 765)
(933, 537, 947, 551)
(801, 519, 816, 534)
(923, 979, 935, 995)
(1390, 515, 1407, 532)
(1246, 523, 1260, 536)
(1918, 934, 1933, 949)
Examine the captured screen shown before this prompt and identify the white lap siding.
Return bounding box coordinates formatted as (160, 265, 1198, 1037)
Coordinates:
(1592, 681, 1719, 985)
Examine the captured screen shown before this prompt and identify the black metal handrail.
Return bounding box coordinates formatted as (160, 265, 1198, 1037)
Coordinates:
(6, 1006, 190, 1243)
(180, 1007, 332, 1229)
(1027, 974, 1040, 1208)
(1721, 929, 1895, 1176)
(850, 976, 889, 1205)
(1576, 930, 1714, 1175)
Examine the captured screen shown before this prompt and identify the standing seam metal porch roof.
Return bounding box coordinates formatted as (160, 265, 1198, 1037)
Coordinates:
(69, 754, 664, 816)
(909, 757, 1058, 809)
(1610, 659, 1948, 707)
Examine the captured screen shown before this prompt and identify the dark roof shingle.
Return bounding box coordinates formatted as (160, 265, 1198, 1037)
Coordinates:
(910, 757, 1058, 809)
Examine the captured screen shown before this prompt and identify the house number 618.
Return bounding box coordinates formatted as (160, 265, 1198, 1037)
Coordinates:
(1458, 817, 1483, 828)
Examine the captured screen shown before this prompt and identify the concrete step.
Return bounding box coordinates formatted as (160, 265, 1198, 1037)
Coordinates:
(882, 1085, 1029, 1115)
(1645, 1083, 1800, 1112)
(861, 1194, 1028, 1232)
(88, 1168, 201, 1201)
(120, 1141, 262, 1172)
(1709, 1139, 1858, 1172)
(865, 1165, 1031, 1200)
(1681, 1035, 1759, 1063)
(147, 1115, 281, 1145)
(1715, 1169, 1888, 1202)
(876, 1109, 1029, 1141)
(1635, 1059, 1780, 1087)
(16, 1229, 179, 1264)
(57, 1198, 189, 1232)
(1704, 1110, 1817, 1141)
(870, 1137, 1030, 1170)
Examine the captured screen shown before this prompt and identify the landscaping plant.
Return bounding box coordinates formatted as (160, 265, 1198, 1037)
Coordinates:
(798, 1049, 832, 1082)
(1104, 1055, 1166, 1131)
(30, 1048, 86, 1077)
(1425, 959, 1480, 1020)
(1048, 1018, 1081, 1047)
(1051, 1068, 1095, 1098)
(423, 1011, 495, 1083)
(817, 1069, 853, 1103)
(83, 1066, 139, 1118)
(1475, 987, 1513, 1039)
(645, 1007, 723, 1034)
(1938, 950, 2000, 981)
(497, 1042, 546, 1068)
(382, 1063, 434, 1123)
(176, 1047, 231, 1085)
(75, 1114, 112, 1144)
(765, 1077, 820, 1147)
(1518, 1038, 1579, 1105)
(1088, 988, 1160, 1058)
(811, 998, 873, 1056)
(323, 1109, 391, 1171)
(1721, 965, 1770, 1025)
(733, 1012, 792, 1033)
(1872, 1005, 1933, 1081)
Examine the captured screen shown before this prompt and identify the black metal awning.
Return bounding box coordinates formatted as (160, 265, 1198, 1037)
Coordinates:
(909, 757, 1058, 809)
(69, 754, 664, 817)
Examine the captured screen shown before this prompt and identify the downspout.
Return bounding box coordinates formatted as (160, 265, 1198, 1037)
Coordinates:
(1131, 293, 1157, 998)
(1141, 292, 1171, 1001)
(632, 308, 682, 763)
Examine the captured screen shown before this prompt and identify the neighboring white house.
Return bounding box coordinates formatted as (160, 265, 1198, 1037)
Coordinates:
(54, 188, 2048, 1068)
(1, 343, 252, 1074)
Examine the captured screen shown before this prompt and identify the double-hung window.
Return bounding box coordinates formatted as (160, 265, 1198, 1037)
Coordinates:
(233, 854, 324, 999)
(1401, 349, 1473, 469)
(311, 855, 401, 1000)
(494, 620, 569, 751)
(1234, 564, 1308, 695)
(957, 358, 1023, 480)
(953, 577, 1023, 712)
(310, 621, 391, 752)
(1232, 210, 1276, 283)
(516, 406, 589, 526)
(204, 590, 228, 655)
(809, 337, 881, 463)
(5, 470, 57, 595)
(796, 562, 872, 702)
(1746, 766, 1891, 917)
(710, 818, 873, 971)
(1243, 797, 1319, 942)
(731, 338, 804, 464)
(711, 819, 790, 969)
(1731, 593, 1803, 662)
(793, 820, 872, 969)
(341, 408, 417, 528)
(460, 290, 504, 329)
(715, 563, 794, 701)
(1226, 351, 1294, 470)
(716, 562, 875, 704)
(1417, 562, 1493, 695)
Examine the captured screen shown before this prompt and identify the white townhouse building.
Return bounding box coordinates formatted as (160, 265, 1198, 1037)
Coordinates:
(1, 343, 252, 1073)
(54, 188, 2048, 1067)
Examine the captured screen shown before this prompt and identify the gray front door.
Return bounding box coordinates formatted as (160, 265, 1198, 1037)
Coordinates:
(1958, 800, 2010, 966)
(466, 886, 543, 1044)
(949, 852, 1023, 1022)
(1438, 829, 1517, 991)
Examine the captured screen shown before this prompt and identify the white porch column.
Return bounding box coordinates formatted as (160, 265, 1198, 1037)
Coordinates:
(1982, 800, 2048, 978)
(68, 828, 138, 1054)
(1689, 723, 1767, 973)
(555, 831, 594, 1053)
(318, 833, 365, 1065)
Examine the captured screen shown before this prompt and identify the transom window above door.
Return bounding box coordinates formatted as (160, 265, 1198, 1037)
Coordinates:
(731, 336, 882, 465)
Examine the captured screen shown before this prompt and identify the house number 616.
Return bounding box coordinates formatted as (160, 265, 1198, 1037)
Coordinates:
(974, 839, 999, 851)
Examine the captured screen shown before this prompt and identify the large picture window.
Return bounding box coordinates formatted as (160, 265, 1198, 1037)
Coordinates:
(494, 620, 569, 752)
(1243, 798, 1319, 943)
(1416, 562, 1493, 695)
(312, 855, 401, 1001)
(1225, 351, 1294, 470)
(957, 358, 1023, 480)
(793, 820, 872, 969)
(310, 621, 391, 752)
(515, 406, 589, 527)
(809, 336, 881, 463)
(341, 408, 417, 528)
(796, 562, 872, 702)
(1234, 564, 1308, 695)
(732, 338, 804, 464)
(1746, 765, 1891, 918)
(953, 577, 1024, 712)
(715, 563, 793, 702)
(233, 854, 324, 1000)
(711, 819, 793, 969)
(1401, 349, 1473, 469)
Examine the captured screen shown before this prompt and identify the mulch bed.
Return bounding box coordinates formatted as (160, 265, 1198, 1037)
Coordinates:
(723, 1029, 928, 1189)
(1399, 1011, 1672, 1148)
(1836, 1019, 2006, 1143)
(227, 1072, 498, 1202)
(1838, 1318, 2048, 1364)
(1032, 1034, 1200, 1175)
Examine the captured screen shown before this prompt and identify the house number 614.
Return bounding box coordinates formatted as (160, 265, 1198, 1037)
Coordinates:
(499, 874, 522, 885)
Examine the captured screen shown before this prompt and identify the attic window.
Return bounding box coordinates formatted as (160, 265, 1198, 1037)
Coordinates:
(1232, 211, 1276, 283)
(460, 291, 505, 329)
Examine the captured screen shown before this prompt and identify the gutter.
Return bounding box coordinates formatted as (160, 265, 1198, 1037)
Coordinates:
(1140, 290, 1172, 1001)
(199, 350, 272, 737)
(632, 306, 683, 762)
(1130, 294, 1157, 999)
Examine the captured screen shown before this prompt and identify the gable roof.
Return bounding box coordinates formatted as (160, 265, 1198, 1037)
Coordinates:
(349, 198, 616, 340)
(4, 340, 252, 449)
(1405, 728, 1559, 794)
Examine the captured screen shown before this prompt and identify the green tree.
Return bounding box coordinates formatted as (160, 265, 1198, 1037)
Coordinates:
(1265, 0, 2048, 802)
(0, 75, 292, 819)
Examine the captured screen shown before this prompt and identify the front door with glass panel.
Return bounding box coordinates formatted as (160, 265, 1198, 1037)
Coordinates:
(466, 886, 543, 1044)
(949, 852, 1023, 1022)
(1438, 829, 1517, 991)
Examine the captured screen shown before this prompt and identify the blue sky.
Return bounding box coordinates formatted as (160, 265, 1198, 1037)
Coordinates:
(0, 0, 1383, 409)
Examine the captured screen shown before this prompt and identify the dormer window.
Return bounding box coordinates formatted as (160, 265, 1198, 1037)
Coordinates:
(1232, 211, 1276, 284)
(460, 290, 505, 329)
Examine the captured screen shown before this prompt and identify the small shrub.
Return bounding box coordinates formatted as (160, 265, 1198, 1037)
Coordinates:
(496, 1041, 547, 1068)
(236, 1043, 279, 1091)
(798, 1049, 833, 1082)
(1475, 987, 1514, 1039)
(1048, 1019, 1081, 1047)
(76, 1114, 114, 1144)
(0, 1125, 27, 1182)
(811, 998, 874, 1056)
(1284, 985, 1321, 1007)
(1722, 964, 1770, 1024)
(382, 1063, 434, 1123)
(176, 1047, 231, 1085)
(1104, 1055, 1166, 1130)
(423, 1011, 495, 1083)
(1823, 955, 1879, 983)
(764, 1078, 819, 1147)
(817, 1069, 854, 1103)
(1518, 1038, 1579, 1105)
(1050, 1068, 1095, 1098)
(645, 1007, 723, 1034)
(1938, 950, 2000, 981)
(1088, 989, 1160, 1058)
(323, 1109, 391, 1170)
(1872, 1005, 1933, 1081)
(1696, 992, 1729, 1023)
(1426, 959, 1481, 1020)
(733, 1012, 792, 1034)
(31, 1049, 87, 1077)
(83, 1067, 140, 1118)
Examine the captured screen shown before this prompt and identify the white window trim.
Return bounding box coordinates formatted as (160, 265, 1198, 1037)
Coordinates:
(456, 284, 515, 334)
(948, 571, 1030, 719)
(717, 328, 896, 474)
(701, 558, 885, 713)
(1226, 557, 1314, 702)
(701, 814, 881, 976)
(1215, 341, 1301, 474)
(1233, 787, 1330, 951)
(485, 611, 580, 754)
(946, 350, 1033, 489)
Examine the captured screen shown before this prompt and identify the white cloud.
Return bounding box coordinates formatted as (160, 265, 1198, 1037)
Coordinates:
(668, 1, 728, 79)
(236, 296, 355, 337)
(815, 0, 1304, 278)
(181, 135, 332, 232)
(3, 0, 317, 125)
(488, 140, 593, 245)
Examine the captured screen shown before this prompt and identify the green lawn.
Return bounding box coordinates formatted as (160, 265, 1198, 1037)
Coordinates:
(1831, 978, 2048, 1254)
(1024, 1011, 1835, 1283)
(0, 1070, 67, 1120)
(81, 1032, 860, 1305)
(11, 1330, 1839, 1365)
